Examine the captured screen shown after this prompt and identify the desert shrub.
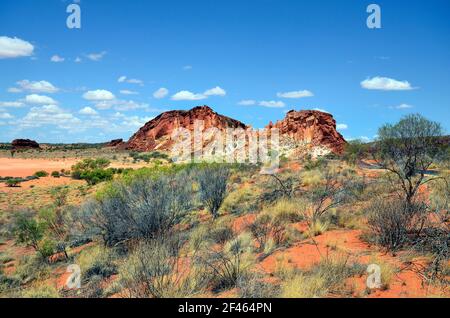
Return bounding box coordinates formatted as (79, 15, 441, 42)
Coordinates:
(209, 225, 234, 245)
(0, 273, 21, 293)
(51, 171, 60, 178)
(281, 257, 361, 298)
(237, 273, 280, 298)
(76, 246, 117, 281)
(71, 158, 114, 185)
(79, 171, 193, 247)
(14, 255, 52, 284)
(196, 165, 230, 219)
(196, 232, 255, 291)
(367, 198, 427, 251)
(303, 157, 327, 171)
(120, 236, 207, 298)
(343, 140, 370, 165)
(5, 178, 22, 187)
(34, 170, 49, 178)
(221, 185, 260, 215)
(264, 199, 302, 223)
(22, 284, 59, 298)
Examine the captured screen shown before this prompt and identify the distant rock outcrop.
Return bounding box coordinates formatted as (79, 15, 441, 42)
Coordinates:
(267, 110, 347, 154)
(12, 139, 40, 150)
(125, 106, 247, 152)
(105, 139, 124, 148)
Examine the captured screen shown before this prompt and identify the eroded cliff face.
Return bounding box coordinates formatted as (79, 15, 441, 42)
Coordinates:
(125, 106, 346, 157)
(267, 110, 347, 154)
(125, 106, 247, 152)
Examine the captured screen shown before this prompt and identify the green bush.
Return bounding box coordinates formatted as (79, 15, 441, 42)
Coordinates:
(51, 171, 60, 178)
(5, 178, 22, 187)
(34, 171, 49, 178)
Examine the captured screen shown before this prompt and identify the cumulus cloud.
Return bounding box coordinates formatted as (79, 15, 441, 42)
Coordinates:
(361, 76, 415, 91)
(79, 106, 98, 116)
(277, 90, 314, 99)
(25, 94, 57, 105)
(86, 51, 107, 61)
(153, 88, 169, 99)
(75, 57, 82, 63)
(0, 36, 34, 59)
(171, 87, 227, 101)
(17, 105, 81, 129)
(0, 101, 24, 108)
(204, 86, 226, 96)
(259, 100, 285, 108)
(16, 80, 59, 93)
(50, 55, 65, 63)
(238, 100, 256, 106)
(171, 90, 207, 101)
(83, 89, 115, 101)
(183, 65, 192, 71)
(336, 123, 348, 130)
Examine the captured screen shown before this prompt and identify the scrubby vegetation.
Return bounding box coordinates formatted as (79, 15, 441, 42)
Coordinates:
(0, 114, 448, 298)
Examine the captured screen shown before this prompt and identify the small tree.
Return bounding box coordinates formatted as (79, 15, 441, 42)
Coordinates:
(13, 215, 44, 251)
(196, 165, 230, 219)
(375, 114, 445, 209)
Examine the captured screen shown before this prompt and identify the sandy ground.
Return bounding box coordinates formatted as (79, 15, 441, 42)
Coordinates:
(0, 158, 150, 178)
(0, 158, 78, 178)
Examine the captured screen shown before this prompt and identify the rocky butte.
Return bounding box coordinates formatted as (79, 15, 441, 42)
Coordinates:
(267, 110, 347, 155)
(125, 106, 247, 152)
(11, 139, 40, 150)
(124, 106, 347, 157)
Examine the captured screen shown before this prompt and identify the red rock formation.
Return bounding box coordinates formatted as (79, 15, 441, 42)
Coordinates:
(11, 139, 40, 150)
(267, 110, 347, 154)
(105, 139, 124, 148)
(125, 106, 247, 152)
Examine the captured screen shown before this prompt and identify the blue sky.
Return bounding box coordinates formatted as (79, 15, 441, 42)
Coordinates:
(0, 0, 449, 143)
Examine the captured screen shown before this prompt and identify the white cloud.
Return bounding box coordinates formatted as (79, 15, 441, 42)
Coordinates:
(50, 55, 65, 63)
(18, 105, 81, 129)
(93, 99, 148, 111)
(83, 89, 115, 101)
(336, 123, 348, 130)
(204, 86, 226, 97)
(153, 88, 169, 99)
(120, 90, 138, 95)
(277, 90, 314, 99)
(171, 90, 207, 101)
(0, 112, 14, 119)
(259, 100, 285, 108)
(86, 51, 107, 61)
(25, 94, 57, 105)
(361, 76, 415, 91)
(75, 57, 82, 63)
(391, 103, 413, 109)
(183, 65, 192, 70)
(120, 115, 154, 128)
(238, 100, 256, 106)
(7, 87, 22, 93)
(79, 106, 98, 116)
(117, 76, 144, 86)
(0, 36, 34, 59)
(313, 108, 330, 113)
(0, 101, 24, 108)
(16, 80, 59, 93)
